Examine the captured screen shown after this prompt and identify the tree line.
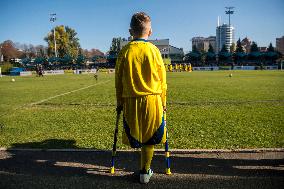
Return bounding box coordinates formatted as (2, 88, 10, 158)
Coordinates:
(1, 33, 283, 72)
(185, 39, 282, 67)
(0, 25, 106, 71)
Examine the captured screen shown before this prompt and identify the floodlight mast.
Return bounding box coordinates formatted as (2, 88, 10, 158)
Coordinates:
(50, 13, 57, 58)
(225, 7, 234, 26)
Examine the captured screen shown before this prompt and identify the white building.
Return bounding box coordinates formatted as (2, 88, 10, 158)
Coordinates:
(216, 23, 235, 52)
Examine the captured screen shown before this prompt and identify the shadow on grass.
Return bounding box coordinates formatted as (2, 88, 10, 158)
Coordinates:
(0, 139, 283, 189)
(10, 139, 80, 149)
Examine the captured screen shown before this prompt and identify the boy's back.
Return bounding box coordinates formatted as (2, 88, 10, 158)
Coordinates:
(116, 40, 166, 98)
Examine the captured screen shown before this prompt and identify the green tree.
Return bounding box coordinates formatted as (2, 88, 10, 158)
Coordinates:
(200, 50, 206, 65)
(250, 41, 259, 52)
(220, 44, 229, 53)
(185, 45, 201, 65)
(109, 37, 121, 56)
(45, 25, 80, 59)
(234, 39, 246, 64)
(45, 25, 67, 57)
(62, 54, 73, 66)
(264, 43, 278, 64)
(267, 43, 275, 52)
(218, 44, 231, 64)
(236, 38, 244, 53)
(230, 42, 236, 53)
(208, 44, 215, 53)
(35, 45, 47, 57)
(192, 45, 200, 53)
(76, 54, 85, 68)
(1, 40, 23, 62)
(65, 26, 80, 59)
(206, 46, 216, 63)
(34, 57, 47, 65)
(248, 42, 261, 63)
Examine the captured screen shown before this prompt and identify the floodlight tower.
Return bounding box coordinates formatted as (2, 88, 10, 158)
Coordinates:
(225, 7, 234, 26)
(50, 13, 57, 58)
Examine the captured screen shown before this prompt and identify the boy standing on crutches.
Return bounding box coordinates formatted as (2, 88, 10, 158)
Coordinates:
(115, 12, 168, 184)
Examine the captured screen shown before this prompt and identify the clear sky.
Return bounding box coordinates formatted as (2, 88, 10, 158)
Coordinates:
(0, 0, 283, 53)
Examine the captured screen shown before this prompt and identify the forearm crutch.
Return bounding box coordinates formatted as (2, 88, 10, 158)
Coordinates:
(110, 108, 122, 174)
(164, 111, 171, 175)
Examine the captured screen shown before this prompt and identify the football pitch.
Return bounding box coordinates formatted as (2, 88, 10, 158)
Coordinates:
(0, 70, 283, 149)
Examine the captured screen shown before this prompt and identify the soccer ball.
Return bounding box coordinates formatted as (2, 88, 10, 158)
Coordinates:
(11, 78, 15, 82)
(229, 73, 233, 77)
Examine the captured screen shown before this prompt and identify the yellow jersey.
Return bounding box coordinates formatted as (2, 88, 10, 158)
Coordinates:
(115, 39, 167, 147)
(115, 40, 167, 107)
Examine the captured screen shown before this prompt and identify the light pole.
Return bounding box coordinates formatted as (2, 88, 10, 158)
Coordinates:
(225, 7, 234, 26)
(50, 13, 57, 58)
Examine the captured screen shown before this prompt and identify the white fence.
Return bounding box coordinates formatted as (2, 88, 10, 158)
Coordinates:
(43, 70, 65, 75)
(264, 66, 278, 70)
(192, 67, 219, 71)
(233, 66, 278, 70)
(233, 66, 256, 70)
(20, 71, 33, 76)
(74, 69, 97, 74)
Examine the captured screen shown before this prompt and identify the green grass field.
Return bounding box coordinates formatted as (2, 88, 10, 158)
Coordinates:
(0, 71, 283, 149)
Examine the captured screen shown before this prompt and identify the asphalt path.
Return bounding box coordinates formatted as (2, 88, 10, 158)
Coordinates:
(0, 149, 283, 189)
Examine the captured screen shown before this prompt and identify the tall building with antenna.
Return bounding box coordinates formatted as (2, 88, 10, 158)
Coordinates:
(216, 7, 235, 52)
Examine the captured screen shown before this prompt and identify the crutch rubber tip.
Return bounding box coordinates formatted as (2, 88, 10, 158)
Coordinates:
(110, 167, 115, 174)
(165, 152, 170, 157)
(166, 168, 172, 175)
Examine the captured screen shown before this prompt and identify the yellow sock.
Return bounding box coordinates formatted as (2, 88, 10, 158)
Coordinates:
(141, 145, 154, 172)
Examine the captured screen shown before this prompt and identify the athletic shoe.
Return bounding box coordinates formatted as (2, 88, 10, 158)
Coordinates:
(140, 168, 153, 184)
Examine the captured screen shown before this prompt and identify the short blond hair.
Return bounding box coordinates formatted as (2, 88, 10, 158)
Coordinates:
(130, 12, 151, 36)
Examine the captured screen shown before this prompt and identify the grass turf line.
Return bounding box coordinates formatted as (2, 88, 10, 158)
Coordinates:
(0, 71, 283, 149)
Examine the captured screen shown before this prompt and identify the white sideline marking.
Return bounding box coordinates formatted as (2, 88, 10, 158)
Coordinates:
(30, 80, 111, 106)
(0, 80, 111, 118)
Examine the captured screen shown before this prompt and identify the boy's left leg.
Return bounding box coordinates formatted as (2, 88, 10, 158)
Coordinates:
(140, 145, 154, 183)
(140, 145, 154, 172)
